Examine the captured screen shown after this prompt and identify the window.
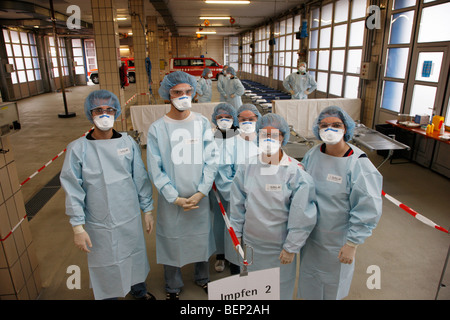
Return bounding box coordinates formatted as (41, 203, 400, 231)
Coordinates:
(3, 29, 41, 84)
(72, 39, 85, 75)
(48, 36, 69, 78)
(307, 0, 367, 97)
(205, 59, 218, 67)
(254, 25, 269, 77)
(224, 36, 239, 71)
(273, 14, 301, 80)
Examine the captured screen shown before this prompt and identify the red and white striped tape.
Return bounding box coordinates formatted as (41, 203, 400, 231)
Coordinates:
(212, 183, 248, 265)
(19, 128, 92, 187)
(382, 190, 449, 234)
(0, 214, 27, 242)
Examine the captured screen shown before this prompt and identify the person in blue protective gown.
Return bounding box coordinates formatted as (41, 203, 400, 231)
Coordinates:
(283, 61, 317, 100)
(146, 71, 219, 300)
(298, 106, 383, 300)
(195, 67, 213, 103)
(229, 113, 317, 300)
(217, 65, 229, 102)
(60, 90, 156, 300)
(234, 104, 262, 165)
(223, 66, 245, 109)
(209, 103, 240, 274)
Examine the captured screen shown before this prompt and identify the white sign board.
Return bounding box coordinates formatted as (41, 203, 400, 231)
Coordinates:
(208, 267, 280, 300)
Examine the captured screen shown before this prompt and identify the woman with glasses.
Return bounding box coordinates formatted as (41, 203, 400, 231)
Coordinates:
(298, 106, 383, 300)
(60, 90, 156, 300)
(146, 71, 219, 300)
(229, 113, 317, 299)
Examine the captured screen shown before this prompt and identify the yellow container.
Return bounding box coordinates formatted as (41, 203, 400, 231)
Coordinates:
(432, 116, 444, 131)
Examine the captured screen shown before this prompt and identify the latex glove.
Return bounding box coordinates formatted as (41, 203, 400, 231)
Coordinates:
(144, 211, 154, 234)
(289, 90, 295, 95)
(304, 90, 310, 95)
(338, 243, 357, 264)
(279, 249, 295, 264)
(174, 197, 198, 211)
(230, 94, 235, 98)
(73, 225, 92, 253)
(185, 192, 205, 209)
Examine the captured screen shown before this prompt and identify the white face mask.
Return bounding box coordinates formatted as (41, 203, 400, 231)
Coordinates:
(217, 118, 233, 130)
(319, 128, 345, 145)
(239, 121, 256, 134)
(226, 74, 232, 79)
(259, 138, 281, 155)
(208, 73, 213, 78)
(93, 114, 115, 131)
(171, 95, 192, 111)
(299, 66, 306, 73)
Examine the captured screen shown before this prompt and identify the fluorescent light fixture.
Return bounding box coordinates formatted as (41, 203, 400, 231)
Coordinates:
(199, 17, 231, 20)
(128, 32, 133, 35)
(206, 1, 250, 3)
(117, 17, 128, 20)
(196, 31, 217, 34)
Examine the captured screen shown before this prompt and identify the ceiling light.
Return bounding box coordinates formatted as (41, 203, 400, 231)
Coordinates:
(196, 31, 217, 34)
(206, 1, 250, 3)
(117, 17, 128, 20)
(199, 17, 231, 20)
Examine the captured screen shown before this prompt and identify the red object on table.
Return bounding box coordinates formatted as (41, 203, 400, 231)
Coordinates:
(386, 120, 450, 145)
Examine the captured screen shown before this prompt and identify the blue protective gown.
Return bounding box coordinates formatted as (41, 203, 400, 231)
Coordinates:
(147, 112, 219, 268)
(197, 77, 212, 103)
(217, 73, 228, 102)
(210, 128, 239, 255)
(223, 77, 245, 109)
(298, 144, 383, 300)
(60, 132, 153, 300)
(230, 153, 317, 300)
(283, 72, 317, 100)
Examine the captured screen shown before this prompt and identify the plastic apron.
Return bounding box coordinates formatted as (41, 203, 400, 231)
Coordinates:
(210, 130, 238, 255)
(147, 112, 219, 268)
(230, 154, 317, 299)
(197, 77, 212, 103)
(282, 72, 317, 100)
(60, 133, 153, 300)
(224, 78, 245, 109)
(298, 144, 382, 300)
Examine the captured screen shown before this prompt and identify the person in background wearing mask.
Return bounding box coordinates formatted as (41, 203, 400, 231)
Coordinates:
(210, 103, 240, 274)
(60, 90, 156, 300)
(195, 67, 213, 103)
(235, 104, 261, 165)
(146, 71, 219, 300)
(217, 65, 228, 102)
(283, 61, 317, 100)
(298, 106, 383, 300)
(229, 113, 317, 300)
(223, 66, 245, 109)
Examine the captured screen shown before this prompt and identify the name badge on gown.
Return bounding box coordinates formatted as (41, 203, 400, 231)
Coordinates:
(327, 174, 342, 184)
(117, 147, 130, 156)
(266, 184, 282, 192)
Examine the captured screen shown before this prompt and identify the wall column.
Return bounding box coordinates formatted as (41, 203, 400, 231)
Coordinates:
(129, 0, 149, 105)
(146, 16, 163, 102)
(91, 0, 125, 130)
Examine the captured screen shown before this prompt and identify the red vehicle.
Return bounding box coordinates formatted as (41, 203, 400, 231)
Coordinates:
(88, 57, 135, 84)
(169, 57, 223, 79)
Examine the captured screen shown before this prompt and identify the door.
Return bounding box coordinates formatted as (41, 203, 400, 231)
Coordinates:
(403, 45, 450, 119)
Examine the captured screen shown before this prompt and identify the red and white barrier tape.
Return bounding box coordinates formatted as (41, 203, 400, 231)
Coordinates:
(382, 190, 449, 234)
(0, 214, 27, 242)
(212, 183, 248, 265)
(19, 128, 92, 187)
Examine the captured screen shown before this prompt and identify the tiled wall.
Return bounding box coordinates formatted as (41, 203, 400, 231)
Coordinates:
(0, 136, 41, 300)
(91, 0, 126, 131)
(130, 0, 149, 105)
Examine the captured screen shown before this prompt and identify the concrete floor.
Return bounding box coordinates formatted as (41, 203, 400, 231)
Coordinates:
(9, 81, 450, 301)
